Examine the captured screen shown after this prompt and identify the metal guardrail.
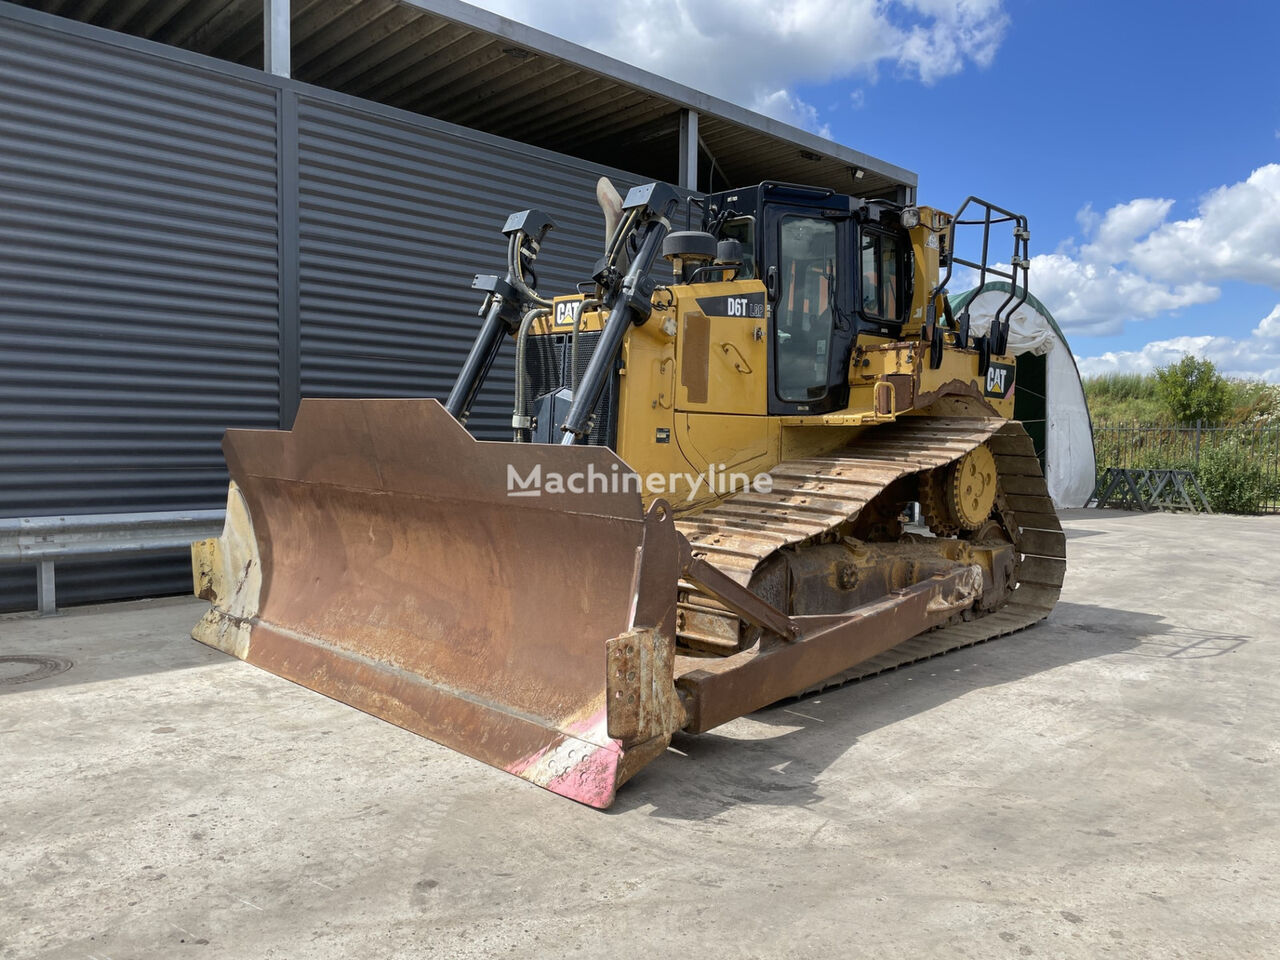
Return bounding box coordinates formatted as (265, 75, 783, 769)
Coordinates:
(1090, 468, 1212, 513)
(0, 510, 225, 615)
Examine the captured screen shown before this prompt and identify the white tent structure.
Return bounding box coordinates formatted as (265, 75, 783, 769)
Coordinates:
(949, 284, 1096, 508)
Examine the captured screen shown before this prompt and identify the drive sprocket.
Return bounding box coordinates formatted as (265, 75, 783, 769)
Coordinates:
(919, 443, 997, 534)
(948, 443, 998, 530)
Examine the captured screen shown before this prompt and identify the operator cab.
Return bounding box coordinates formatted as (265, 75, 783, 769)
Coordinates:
(702, 182, 914, 416)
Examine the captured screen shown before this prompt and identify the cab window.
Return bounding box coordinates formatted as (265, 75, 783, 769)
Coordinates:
(860, 231, 901, 322)
(776, 216, 838, 402)
(718, 216, 756, 279)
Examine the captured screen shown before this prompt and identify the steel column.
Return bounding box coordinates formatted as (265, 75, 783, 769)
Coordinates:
(678, 109, 698, 190)
(264, 0, 290, 78)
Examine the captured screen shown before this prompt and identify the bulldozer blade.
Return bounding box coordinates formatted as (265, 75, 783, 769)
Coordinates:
(192, 399, 683, 808)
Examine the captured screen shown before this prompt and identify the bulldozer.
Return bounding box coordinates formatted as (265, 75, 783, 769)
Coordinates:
(192, 178, 1064, 808)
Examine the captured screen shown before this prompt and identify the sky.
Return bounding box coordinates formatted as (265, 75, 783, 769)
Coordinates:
(470, 0, 1280, 381)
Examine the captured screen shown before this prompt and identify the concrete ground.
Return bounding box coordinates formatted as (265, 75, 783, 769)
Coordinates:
(1, 509, 1277, 959)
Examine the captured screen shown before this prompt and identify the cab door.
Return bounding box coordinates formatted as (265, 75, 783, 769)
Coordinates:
(762, 208, 853, 415)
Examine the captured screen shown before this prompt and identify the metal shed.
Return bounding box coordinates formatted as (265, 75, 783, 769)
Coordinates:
(0, 0, 917, 611)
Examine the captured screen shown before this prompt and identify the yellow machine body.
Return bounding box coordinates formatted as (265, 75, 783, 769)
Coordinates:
(534, 207, 1015, 513)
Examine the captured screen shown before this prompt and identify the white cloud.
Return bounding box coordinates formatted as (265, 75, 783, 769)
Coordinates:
(1064, 172, 1280, 384)
(1076, 304, 1280, 383)
(1016, 165, 1280, 339)
(753, 89, 831, 138)
(1127, 165, 1280, 286)
(894, 0, 1008, 82)
(1254, 304, 1280, 338)
(467, 0, 1008, 133)
(1081, 197, 1174, 263)
(1074, 202, 1099, 236)
(1028, 253, 1218, 337)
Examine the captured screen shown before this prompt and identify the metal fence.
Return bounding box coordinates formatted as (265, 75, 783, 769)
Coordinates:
(1092, 421, 1280, 514)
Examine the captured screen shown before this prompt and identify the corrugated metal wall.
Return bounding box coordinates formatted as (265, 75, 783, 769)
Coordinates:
(294, 94, 630, 437)
(0, 10, 282, 609)
(0, 4, 660, 612)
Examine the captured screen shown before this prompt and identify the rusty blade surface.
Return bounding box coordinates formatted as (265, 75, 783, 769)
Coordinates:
(200, 398, 679, 809)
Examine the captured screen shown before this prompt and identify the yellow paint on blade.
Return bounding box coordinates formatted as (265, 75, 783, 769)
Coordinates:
(191, 481, 261, 660)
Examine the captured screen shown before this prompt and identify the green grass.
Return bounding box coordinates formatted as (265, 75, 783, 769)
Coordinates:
(1084, 372, 1280, 426)
(1086, 371, 1158, 402)
(1083, 372, 1166, 423)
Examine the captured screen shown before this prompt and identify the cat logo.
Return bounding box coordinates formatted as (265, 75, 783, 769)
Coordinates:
(983, 361, 1015, 399)
(553, 300, 583, 327)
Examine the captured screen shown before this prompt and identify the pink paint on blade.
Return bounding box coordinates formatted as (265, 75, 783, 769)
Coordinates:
(505, 708, 623, 808)
(545, 741, 623, 808)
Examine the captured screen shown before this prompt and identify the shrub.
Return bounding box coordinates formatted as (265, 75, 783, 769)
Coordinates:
(1154, 355, 1231, 424)
(1196, 442, 1267, 514)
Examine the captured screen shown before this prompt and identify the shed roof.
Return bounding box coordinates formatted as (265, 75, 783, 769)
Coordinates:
(11, 0, 917, 198)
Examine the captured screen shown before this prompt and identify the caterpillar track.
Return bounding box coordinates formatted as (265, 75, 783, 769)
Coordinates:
(673, 417, 1066, 686)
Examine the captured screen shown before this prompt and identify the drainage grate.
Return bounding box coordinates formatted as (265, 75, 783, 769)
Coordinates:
(0, 655, 73, 686)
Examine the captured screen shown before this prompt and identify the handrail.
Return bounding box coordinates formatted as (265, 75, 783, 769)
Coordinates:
(926, 195, 1030, 368)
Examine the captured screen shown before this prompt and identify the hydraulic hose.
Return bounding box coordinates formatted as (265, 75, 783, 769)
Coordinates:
(509, 231, 552, 309)
(512, 306, 551, 441)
